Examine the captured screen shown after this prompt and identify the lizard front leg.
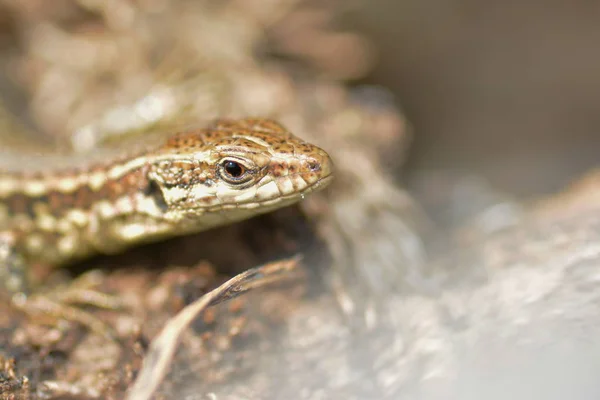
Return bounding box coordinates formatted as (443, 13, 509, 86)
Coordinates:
(0, 231, 120, 339)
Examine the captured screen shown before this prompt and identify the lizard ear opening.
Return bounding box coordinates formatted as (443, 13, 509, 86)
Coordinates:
(144, 172, 169, 213)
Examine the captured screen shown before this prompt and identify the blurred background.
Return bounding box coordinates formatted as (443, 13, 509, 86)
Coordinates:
(357, 0, 600, 197)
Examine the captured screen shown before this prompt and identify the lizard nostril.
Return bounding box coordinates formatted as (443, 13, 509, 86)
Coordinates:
(307, 161, 321, 172)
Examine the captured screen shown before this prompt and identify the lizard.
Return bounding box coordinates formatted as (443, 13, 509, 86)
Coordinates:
(0, 117, 333, 331)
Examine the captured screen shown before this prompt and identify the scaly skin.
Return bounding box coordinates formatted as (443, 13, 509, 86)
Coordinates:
(0, 118, 333, 294)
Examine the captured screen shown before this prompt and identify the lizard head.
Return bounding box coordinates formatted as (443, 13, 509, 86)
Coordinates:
(145, 118, 333, 228)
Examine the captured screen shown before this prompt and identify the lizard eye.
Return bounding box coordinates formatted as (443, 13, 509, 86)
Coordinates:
(224, 160, 244, 178)
(218, 158, 253, 184)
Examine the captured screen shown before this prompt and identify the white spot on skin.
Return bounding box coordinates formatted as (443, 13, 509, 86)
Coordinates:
(191, 150, 211, 163)
(25, 234, 45, 254)
(0, 179, 18, 196)
(57, 235, 78, 255)
(134, 193, 164, 217)
(119, 224, 147, 241)
(107, 158, 146, 180)
(56, 177, 79, 193)
(67, 209, 89, 227)
(23, 180, 48, 197)
(115, 219, 173, 242)
(37, 214, 56, 231)
(95, 200, 117, 219)
(88, 171, 107, 191)
(115, 196, 134, 214)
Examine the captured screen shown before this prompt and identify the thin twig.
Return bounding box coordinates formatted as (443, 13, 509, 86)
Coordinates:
(126, 255, 302, 400)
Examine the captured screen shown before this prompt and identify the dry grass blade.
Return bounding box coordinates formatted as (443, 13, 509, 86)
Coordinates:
(126, 255, 302, 400)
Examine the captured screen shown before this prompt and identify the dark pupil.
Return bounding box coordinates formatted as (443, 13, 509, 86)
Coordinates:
(224, 161, 244, 177)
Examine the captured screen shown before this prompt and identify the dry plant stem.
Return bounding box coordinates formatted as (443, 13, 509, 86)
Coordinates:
(126, 256, 301, 400)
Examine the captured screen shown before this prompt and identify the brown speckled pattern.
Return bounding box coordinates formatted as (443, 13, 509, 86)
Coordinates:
(0, 118, 333, 266)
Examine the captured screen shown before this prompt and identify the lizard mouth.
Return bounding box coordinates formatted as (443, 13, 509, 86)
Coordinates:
(196, 172, 334, 214)
(302, 173, 334, 194)
(249, 172, 334, 209)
